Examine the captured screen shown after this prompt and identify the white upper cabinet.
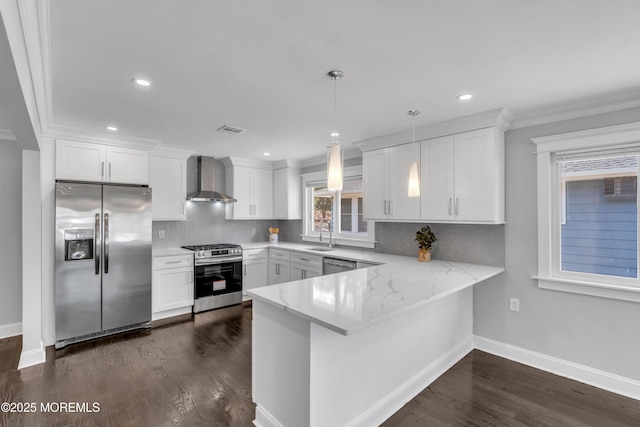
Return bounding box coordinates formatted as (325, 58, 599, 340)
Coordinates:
(223, 158, 274, 219)
(363, 143, 420, 221)
(273, 161, 302, 220)
(150, 154, 188, 221)
(421, 127, 505, 224)
(56, 139, 149, 185)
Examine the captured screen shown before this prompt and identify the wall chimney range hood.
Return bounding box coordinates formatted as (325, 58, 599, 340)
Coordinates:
(187, 156, 237, 202)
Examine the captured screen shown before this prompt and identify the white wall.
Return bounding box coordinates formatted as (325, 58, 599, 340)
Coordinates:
(474, 106, 640, 382)
(0, 139, 22, 336)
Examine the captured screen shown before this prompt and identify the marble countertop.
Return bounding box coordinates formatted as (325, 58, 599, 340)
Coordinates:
(246, 242, 504, 336)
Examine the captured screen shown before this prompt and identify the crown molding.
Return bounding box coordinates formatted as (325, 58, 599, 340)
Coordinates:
(222, 156, 274, 170)
(0, 128, 17, 142)
(150, 145, 196, 159)
(299, 146, 362, 168)
(511, 93, 640, 130)
(272, 159, 301, 169)
(44, 122, 161, 149)
(354, 108, 513, 152)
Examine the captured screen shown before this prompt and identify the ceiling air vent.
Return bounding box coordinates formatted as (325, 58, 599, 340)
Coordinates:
(217, 125, 246, 134)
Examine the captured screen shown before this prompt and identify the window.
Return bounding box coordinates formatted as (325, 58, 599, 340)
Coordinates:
(560, 155, 637, 278)
(533, 122, 640, 303)
(301, 166, 375, 248)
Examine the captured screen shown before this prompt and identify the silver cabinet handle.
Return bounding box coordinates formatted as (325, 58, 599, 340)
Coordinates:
(455, 198, 459, 215)
(104, 213, 109, 274)
(299, 257, 310, 262)
(388, 200, 392, 216)
(95, 213, 100, 275)
(243, 265, 247, 276)
(383, 200, 388, 215)
(108, 162, 112, 180)
(182, 202, 185, 215)
(448, 198, 452, 215)
(101, 161, 105, 178)
(165, 260, 182, 264)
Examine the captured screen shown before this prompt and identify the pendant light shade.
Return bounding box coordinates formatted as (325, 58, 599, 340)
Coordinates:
(326, 70, 344, 192)
(408, 161, 420, 197)
(327, 141, 343, 191)
(408, 110, 421, 198)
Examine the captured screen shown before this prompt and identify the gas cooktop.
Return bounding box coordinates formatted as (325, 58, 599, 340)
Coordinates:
(181, 243, 242, 251)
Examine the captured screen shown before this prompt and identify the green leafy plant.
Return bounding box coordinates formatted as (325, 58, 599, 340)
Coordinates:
(415, 226, 437, 251)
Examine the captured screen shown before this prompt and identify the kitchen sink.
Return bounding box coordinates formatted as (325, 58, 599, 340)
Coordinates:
(306, 247, 335, 252)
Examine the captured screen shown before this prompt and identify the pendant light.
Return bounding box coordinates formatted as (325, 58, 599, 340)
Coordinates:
(407, 110, 421, 198)
(327, 70, 344, 192)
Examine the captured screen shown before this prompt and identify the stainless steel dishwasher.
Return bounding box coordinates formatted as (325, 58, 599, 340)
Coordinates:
(323, 257, 357, 275)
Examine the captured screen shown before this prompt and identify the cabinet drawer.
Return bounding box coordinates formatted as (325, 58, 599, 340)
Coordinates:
(244, 248, 268, 260)
(290, 251, 323, 268)
(153, 254, 193, 270)
(269, 248, 290, 261)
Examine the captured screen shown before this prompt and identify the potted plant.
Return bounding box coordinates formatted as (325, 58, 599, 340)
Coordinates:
(415, 225, 437, 262)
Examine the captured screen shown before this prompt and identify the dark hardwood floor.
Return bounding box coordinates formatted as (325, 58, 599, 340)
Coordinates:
(1, 303, 638, 426)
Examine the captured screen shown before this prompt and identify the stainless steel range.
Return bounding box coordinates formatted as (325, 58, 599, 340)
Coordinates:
(181, 244, 243, 313)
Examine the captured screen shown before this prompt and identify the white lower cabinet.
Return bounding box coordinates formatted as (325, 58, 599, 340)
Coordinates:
(243, 249, 268, 297)
(269, 248, 291, 285)
(289, 251, 323, 280)
(152, 254, 194, 320)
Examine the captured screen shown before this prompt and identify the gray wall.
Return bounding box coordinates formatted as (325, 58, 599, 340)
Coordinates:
(0, 140, 22, 327)
(474, 107, 640, 381)
(152, 156, 275, 248)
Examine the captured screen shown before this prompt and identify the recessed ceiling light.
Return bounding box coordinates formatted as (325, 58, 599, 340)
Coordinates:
(457, 93, 473, 101)
(263, 152, 271, 157)
(132, 78, 151, 87)
(106, 126, 118, 131)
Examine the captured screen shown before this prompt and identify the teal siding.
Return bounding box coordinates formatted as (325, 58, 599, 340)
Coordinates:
(561, 180, 637, 278)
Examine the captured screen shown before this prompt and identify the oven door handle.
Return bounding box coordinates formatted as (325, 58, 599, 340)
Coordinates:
(194, 256, 243, 266)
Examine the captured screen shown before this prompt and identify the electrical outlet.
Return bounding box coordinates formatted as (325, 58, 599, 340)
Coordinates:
(159, 230, 165, 239)
(509, 298, 520, 312)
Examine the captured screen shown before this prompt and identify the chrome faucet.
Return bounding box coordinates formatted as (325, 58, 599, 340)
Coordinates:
(320, 219, 334, 248)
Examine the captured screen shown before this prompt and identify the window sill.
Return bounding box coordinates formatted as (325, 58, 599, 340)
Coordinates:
(300, 234, 376, 249)
(533, 275, 640, 303)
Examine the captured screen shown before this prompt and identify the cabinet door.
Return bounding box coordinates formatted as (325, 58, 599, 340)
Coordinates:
(454, 128, 496, 222)
(252, 168, 274, 218)
(273, 168, 288, 218)
(289, 263, 304, 281)
(273, 168, 302, 220)
(106, 145, 149, 185)
(363, 149, 389, 220)
(269, 260, 290, 285)
(243, 259, 268, 293)
(150, 156, 186, 220)
(56, 139, 107, 182)
(232, 166, 253, 218)
(388, 143, 420, 220)
(421, 135, 455, 221)
(153, 266, 193, 313)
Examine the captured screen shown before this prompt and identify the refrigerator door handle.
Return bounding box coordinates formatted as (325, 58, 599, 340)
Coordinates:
(104, 213, 110, 274)
(95, 213, 100, 274)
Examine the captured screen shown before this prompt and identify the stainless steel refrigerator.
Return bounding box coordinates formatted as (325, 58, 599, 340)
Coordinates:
(54, 181, 152, 349)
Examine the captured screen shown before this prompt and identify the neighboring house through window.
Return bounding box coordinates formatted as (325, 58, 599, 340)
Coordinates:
(533, 122, 640, 303)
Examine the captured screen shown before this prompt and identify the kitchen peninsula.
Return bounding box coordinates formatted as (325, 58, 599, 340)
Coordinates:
(247, 252, 504, 427)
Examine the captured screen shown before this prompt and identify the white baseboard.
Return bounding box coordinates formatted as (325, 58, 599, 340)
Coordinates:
(0, 322, 22, 339)
(18, 339, 46, 369)
(350, 337, 474, 427)
(474, 336, 640, 401)
(151, 306, 192, 321)
(253, 405, 282, 427)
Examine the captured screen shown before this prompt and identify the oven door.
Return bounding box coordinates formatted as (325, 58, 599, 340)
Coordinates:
(194, 259, 243, 299)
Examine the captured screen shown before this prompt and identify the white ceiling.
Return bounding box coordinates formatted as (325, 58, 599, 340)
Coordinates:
(47, 0, 640, 161)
